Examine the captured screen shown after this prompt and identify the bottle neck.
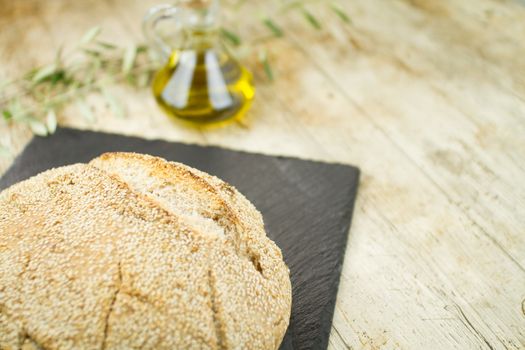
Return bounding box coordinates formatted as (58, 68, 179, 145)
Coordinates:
(181, 27, 218, 51)
(179, 0, 220, 51)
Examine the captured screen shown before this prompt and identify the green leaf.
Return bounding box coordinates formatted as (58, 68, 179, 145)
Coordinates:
(263, 18, 284, 37)
(83, 49, 102, 57)
(258, 49, 273, 81)
(220, 28, 241, 46)
(55, 45, 64, 66)
(77, 100, 95, 123)
(97, 41, 117, 50)
(136, 44, 148, 53)
(263, 59, 273, 81)
(32, 64, 58, 83)
(331, 3, 351, 24)
(302, 9, 321, 30)
(29, 119, 48, 136)
(80, 26, 102, 46)
(46, 109, 57, 134)
(122, 45, 137, 74)
(2, 110, 12, 121)
(8, 101, 29, 121)
(49, 70, 66, 85)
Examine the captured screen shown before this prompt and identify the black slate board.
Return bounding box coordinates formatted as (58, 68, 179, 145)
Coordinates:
(0, 128, 359, 350)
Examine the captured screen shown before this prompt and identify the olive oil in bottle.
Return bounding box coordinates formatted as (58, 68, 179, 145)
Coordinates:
(144, 1, 254, 125)
(152, 46, 255, 125)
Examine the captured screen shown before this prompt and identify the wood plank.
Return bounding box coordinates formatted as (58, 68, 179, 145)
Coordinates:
(1, 0, 524, 349)
(282, 0, 525, 265)
(258, 37, 525, 349)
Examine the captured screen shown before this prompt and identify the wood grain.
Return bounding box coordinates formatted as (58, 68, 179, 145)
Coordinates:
(1, 0, 524, 349)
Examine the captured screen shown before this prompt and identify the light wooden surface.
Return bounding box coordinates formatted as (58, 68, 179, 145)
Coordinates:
(1, 0, 525, 349)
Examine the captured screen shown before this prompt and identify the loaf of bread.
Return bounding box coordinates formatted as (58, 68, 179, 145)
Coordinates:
(0, 152, 291, 349)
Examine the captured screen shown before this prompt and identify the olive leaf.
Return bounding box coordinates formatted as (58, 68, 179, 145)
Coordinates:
(136, 45, 148, 53)
(7, 101, 28, 121)
(2, 109, 12, 121)
(1, 1, 350, 137)
(46, 109, 58, 134)
(258, 49, 274, 81)
(221, 28, 241, 46)
(83, 49, 102, 57)
(32, 64, 58, 83)
(55, 45, 64, 65)
(28, 118, 48, 136)
(330, 3, 351, 24)
(122, 45, 137, 74)
(263, 18, 284, 37)
(80, 26, 102, 46)
(97, 41, 117, 50)
(302, 9, 322, 30)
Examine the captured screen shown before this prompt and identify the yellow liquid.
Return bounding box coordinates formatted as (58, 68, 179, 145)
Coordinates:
(152, 49, 255, 125)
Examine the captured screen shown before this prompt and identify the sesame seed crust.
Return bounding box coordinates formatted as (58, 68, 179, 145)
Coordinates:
(0, 154, 291, 350)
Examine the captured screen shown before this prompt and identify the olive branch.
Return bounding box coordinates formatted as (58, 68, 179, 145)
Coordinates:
(0, 0, 350, 153)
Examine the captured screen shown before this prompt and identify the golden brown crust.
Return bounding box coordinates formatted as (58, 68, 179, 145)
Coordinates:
(0, 153, 291, 349)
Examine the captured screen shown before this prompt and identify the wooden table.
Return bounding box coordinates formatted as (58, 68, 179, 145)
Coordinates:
(1, 0, 525, 349)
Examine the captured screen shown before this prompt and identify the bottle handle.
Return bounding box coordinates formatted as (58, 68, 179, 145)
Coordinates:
(142, 4, 179, 60)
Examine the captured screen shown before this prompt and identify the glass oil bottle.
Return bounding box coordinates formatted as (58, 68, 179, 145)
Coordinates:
(143, 1, 254, 125)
